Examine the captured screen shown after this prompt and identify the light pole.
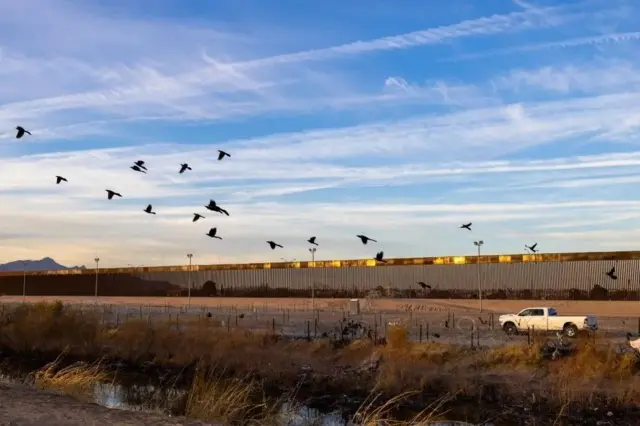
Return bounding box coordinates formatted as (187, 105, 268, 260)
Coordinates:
(94, 257, 100, 303)
(22, 261, 26, 304)
(474, 240, 484, 313)
(187, 253, 193, 308)
(309, 248, 317, 313)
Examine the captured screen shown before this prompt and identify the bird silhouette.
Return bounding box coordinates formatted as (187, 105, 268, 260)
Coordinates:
(267, 241, 283, 250)
(606, 267, 617, 280)
(143, 204, 156, 215)
(206, 228, 222, 239)
(375, 251, 386, 263)
(15, 126, 31, 139)
(130, 165, 147, 174)
(433, 333, 441, 338)
(525, 243, 538, 253)
(205, 200, 229, 216)
(179, 163, 192, 174)
(193, 213, 205, 222)
(105, 190, 122, 200)
(217, 150, 230, 161)
(356, 234, 377, 245)
(133, 160, 147, 171)
(55, 176, 67, 184)
(460, 223, 472, 231)
(417, 281, 431, 289)
(307, 236, 318, 246)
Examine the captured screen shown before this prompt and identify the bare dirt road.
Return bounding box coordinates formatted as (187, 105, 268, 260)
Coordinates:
(2, 296, 640, 316)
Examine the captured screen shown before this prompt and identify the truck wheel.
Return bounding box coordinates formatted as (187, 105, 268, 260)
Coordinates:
(503, 322, 517, 335)
(563, 324, 578, 338)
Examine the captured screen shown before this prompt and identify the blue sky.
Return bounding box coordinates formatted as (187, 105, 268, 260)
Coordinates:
(1, 0, 640, 268)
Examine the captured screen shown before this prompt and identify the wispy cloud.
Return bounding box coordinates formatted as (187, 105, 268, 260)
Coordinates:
(445, 31, 640, 62)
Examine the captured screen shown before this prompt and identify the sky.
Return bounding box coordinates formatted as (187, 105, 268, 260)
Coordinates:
(2, 0, 640, 268)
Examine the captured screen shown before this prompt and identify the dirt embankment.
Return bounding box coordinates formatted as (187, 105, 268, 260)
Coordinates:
(0, 382, 220, 426)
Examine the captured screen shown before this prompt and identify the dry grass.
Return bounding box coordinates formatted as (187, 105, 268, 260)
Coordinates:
(185, 369, 268, 424)
(34, 357, 109, 401)
(2, 302, 640, 424)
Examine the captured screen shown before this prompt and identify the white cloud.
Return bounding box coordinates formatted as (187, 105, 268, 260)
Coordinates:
(445, 31, 640, 62)
(492, 60, 640, 94)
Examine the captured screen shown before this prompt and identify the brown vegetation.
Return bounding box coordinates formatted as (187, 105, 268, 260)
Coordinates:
(0, 302, 639, 425)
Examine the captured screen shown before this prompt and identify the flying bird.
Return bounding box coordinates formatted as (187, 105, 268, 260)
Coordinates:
(417, 281, 431, 289)
(130, 165, 147, 174)
(143, 204, 156, 215)
(217, 150, 230, 161)
(133, 160, 147, 171)
(375, 251, 386, 263)
(460, 223, 472, 231)
(205, 200, 229, 216)
(193, 213, 205, 222)
(55, 176, 67, 184)
(267, 241, 283, 250)
(15, 126, 31, 139)
(206, 228, 222, 239)
(105, 190, 122, 200)
(606, 267, 617, 280)
(179, 163, 192, 174)
(356, 234, 377, 245)
(525, 243, 538, 253)
(307, 236, 318, 246)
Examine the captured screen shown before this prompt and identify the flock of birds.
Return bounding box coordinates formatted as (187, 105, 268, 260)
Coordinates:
(12, 125, 620, 283)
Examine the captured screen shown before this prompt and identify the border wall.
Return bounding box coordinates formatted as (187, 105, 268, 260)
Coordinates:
(0, 250, 639, 300)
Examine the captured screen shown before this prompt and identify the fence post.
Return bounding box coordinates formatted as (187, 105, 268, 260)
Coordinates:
(306, 320, 311, 340)
(272, 318, 276, 334)
(227, 315, 231, 332)
(419, 323, 423, 343)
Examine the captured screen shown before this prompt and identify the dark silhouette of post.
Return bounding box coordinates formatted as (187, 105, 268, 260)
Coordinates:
(309, 247, 317, 313)
(474, 240, 484, 312)
(94, 257, 100, 303)
(187, 253, 193, 308)
(22, 261, 26, 303)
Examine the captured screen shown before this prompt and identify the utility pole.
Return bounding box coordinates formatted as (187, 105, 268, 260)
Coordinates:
(308, 248, 317, 313)
(22, 261, 26, 304)
(94, 257, 100, 303)
(187, 253, 193, 308)
(473, 241, 484, 313)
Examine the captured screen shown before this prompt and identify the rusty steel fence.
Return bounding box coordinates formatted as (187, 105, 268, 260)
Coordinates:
(1, 250, 640, 300)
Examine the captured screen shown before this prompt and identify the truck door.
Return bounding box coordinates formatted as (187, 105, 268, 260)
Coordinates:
(527, 308, 546, 331)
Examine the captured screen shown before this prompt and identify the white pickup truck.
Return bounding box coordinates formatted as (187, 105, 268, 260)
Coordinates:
(499, 307, 598, 338)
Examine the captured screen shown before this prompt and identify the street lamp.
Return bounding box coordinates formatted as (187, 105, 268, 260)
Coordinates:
(187, 253, 193, 308)
(22, 261, 26, 304)
(309, 248, 317, 313)
(473, 240, 484, 313)
(94, 257, 100, 303)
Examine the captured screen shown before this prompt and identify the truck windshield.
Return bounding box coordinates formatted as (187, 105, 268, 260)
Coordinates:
(548, 308, 558, 316)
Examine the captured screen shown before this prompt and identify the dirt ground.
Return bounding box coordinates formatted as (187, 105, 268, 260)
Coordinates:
(3, 296, 640, 317)
(0, 382, 220, 426)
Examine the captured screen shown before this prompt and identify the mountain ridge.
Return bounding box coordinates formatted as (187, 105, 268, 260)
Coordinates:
(0, 257, 87, 272)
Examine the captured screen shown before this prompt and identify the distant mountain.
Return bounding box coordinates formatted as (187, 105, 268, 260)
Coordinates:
(0, 257, 87, 272)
